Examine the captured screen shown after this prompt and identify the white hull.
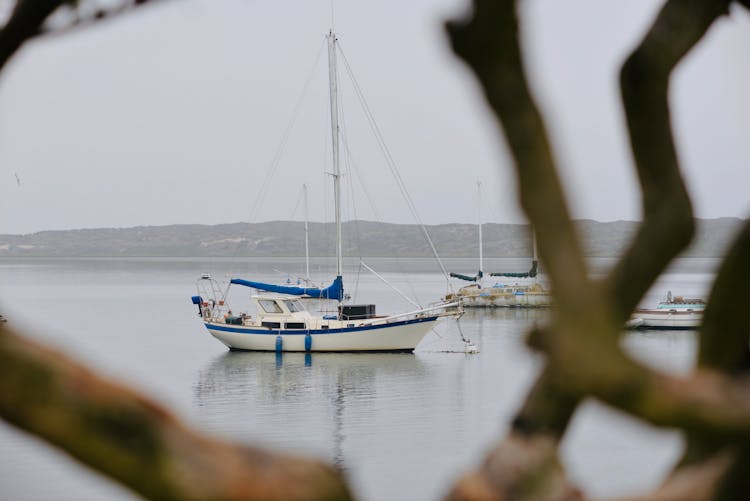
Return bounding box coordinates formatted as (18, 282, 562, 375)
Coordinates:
(205, 317, 438, 352)
(448, 284, 553, 308)
(628, 309, 703, 330)
(459, 292, 552, 308)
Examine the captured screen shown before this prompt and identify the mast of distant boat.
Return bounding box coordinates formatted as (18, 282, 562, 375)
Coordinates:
(531, 226, 538, 275)
(303, 184, 311, 285)
(477, 181, 483, 281)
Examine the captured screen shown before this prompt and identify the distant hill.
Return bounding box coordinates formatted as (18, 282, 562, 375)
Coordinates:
(0, 218, 744, 258)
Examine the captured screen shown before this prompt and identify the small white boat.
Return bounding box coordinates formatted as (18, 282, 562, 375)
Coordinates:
(627, 291, 706, 330)
(190, 31, 460, 352)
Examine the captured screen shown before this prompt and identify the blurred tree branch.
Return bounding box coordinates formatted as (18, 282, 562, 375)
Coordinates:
(0, 324, 352, 501)
(605, 0, 731, 326)
(0, 0, 61, 72)
(2, 0, 750, 499)
(446, 0, 750, 500)
(0, 0, 164, 73)
(0, 2, 353, 499)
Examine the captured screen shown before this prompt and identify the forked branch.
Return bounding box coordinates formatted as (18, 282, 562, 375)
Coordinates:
(605, 0, 732, 325)
(0, 0, 165, 73)
(446, 0, 748, 499)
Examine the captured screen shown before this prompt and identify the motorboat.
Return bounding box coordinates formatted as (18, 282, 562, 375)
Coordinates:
(627, 291, 705, 330)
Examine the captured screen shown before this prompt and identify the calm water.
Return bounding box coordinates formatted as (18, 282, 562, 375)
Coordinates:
(0, 257, 718, 500)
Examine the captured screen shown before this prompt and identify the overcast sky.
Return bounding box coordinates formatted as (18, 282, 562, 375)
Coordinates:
(0, 0, 748, 234)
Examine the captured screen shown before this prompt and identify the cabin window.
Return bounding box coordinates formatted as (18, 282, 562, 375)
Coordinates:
(259, 300, 283, 313)
(262, 321, 281, 329)
(284, 300, 304, 312)
(285, 322, 306, 329)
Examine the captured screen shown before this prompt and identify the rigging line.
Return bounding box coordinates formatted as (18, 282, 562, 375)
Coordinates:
(338, 128, 372, 307)
(340, 131, 422, 305)
(337, 82, 421, 306)
(455, 318, 475, 347)
(289, 185, 305, 221)
(336, 82, 362, 304)
(339, 116, 363, 304)
(339, 127, 381, 221)
(319, 116, 334, 282)
(247, 37, 327, 224)
(228, 38, 324, 281)
(337, 87, 368, 297)
(336, 43, 454, 293)
(337, 84, 361, 247)
(360, 261, 421, 309)
(352, 260, 363, 304)
(228, 32, 321, 278)
(288, 185, 309, 282)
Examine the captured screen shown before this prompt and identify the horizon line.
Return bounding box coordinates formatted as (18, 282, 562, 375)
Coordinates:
(1, 216, 746, 237)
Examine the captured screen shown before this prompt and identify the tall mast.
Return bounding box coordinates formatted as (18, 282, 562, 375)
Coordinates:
(303, 183, 310, 284)
(477, 181, 483, 278)
(327, 30, 343, 281)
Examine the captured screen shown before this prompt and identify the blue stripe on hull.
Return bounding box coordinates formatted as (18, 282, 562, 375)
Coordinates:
(227, 346, 416, 353)
(205, 316, 438, 336)
(633, 325, 699, 331)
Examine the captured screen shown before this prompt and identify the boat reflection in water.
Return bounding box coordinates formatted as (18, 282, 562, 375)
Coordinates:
(193, 351, 463, 470)
(459, 306, 552, 325)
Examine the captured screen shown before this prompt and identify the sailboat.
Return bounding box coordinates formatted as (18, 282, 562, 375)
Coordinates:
(446, 183, 553, 308)
(190, 31, 460, 352)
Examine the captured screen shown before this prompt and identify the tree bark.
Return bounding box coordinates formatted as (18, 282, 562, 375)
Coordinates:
(0, 0, 63, 73)
(446, 1, 749, 499)
(0, 324, 353, 501)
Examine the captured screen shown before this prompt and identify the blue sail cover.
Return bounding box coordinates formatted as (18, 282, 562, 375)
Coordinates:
(230, 276, 344, 301)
